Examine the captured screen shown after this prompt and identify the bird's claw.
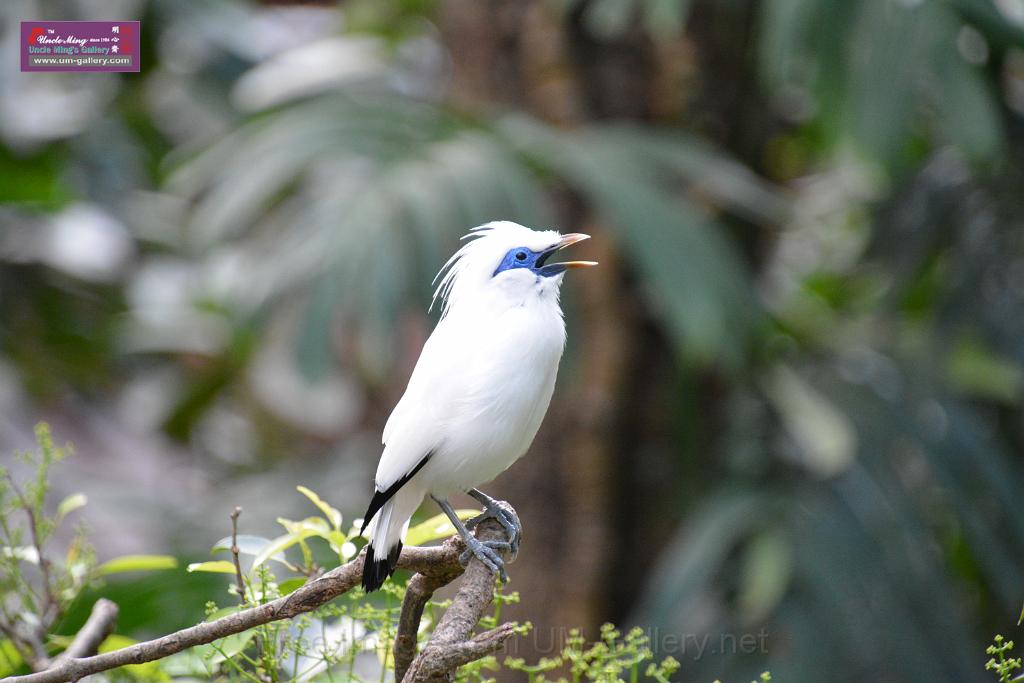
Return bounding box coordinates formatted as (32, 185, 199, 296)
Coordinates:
(466, 500, 521, 558)
(459, 538, 511, 583)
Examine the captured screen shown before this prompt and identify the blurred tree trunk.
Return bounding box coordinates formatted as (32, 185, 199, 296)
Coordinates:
(437, 0, 772, 667)
(437, 0, 695, 660)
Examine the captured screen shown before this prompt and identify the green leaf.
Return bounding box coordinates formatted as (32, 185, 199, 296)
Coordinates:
(845, 0, 931, 171)
(97, 555, 178, 576)
(251, 522, 325, 569)
(164, 613, 254, 673)
(98, 634, 135, 651)
(296, 486, 343, 531)
(56, 493, 87, 523)
(935, 47, 1003, 163)
(405, 510, 478, 546)
(762, 365, 856, 477)
(324, 529, 350, 559)
(211, 535, 264, 555)
(945, 336, 1023, 404)
(737, 530, 793, 624)
(186, 560, 238, 574)
(196, 630, 256, 666)
(160, 649, 209, 678)
(277, 516, 332, 536)
(278, 576, 307, 595)
(0, 639, 24, 678)
(251, 534, 302, 569)
(159, 611, 242, 676)
(212, 534, 288, 565)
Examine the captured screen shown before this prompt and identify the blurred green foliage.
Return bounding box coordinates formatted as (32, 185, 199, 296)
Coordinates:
(0, 424, 179, 677)
(3, 0, 1024, 681)
(1, 441, 689, 681)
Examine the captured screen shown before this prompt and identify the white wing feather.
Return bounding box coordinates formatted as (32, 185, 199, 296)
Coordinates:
(375, 317, 463, 491)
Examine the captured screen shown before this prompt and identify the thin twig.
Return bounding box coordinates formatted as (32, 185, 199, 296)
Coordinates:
(228, 507, 263, 673)
(3, 472, 57, 639)
(19, 627, 51, 673)
(23, 505, 56, 627)
(229, 507, 247, 605)
(51, 599, 119, 664)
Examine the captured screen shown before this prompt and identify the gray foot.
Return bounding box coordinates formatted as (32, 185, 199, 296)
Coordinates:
(459, 536, 511, 583)
(431, 494, 514, 583)
(465, 491, 522, 558)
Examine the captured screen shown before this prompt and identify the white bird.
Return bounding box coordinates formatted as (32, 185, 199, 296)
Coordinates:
(359, 220, 597, 591)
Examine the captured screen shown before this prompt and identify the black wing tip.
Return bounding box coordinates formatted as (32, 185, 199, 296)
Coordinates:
(360, 452, 433, 537)
(361, 541, 403, 592)
(359, 492, 380, 536)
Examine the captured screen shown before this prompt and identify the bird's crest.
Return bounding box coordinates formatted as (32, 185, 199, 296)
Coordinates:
(430, 221, 558, 317)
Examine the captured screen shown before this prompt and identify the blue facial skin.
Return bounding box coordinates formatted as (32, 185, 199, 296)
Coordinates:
(493, 245, 567, 278)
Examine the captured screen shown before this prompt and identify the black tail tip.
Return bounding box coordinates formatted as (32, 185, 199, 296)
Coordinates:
(361, 541, 403, 592)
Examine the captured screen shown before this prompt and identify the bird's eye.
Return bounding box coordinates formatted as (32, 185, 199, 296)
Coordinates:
(515, 251, 527, 261)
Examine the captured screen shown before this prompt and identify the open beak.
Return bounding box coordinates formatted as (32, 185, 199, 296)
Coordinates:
(536, 233, 599, 276)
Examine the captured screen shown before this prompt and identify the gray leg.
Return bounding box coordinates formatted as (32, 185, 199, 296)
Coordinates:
(431, 495, 510, 582)
(465, 489, 522, 557)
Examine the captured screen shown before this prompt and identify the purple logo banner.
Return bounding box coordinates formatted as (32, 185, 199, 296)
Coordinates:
(21, 21, 140, 72)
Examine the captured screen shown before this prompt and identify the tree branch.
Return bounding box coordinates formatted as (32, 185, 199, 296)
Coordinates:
(417, 623, 518, 674)
(7, 541, 465, 683)
(402, 508, 519, 682)
(393, 569, 460, 681)
(18, 627, 50, 673)
(8, 510, 521, 683)
(51, 599, 119, 664)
